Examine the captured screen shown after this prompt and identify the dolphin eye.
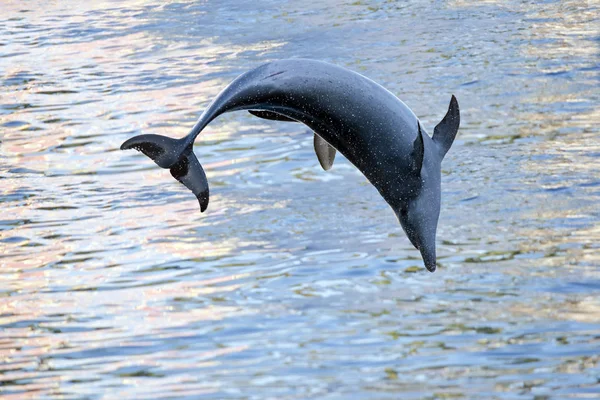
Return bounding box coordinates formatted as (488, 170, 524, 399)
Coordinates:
(400, 208, 408, 217)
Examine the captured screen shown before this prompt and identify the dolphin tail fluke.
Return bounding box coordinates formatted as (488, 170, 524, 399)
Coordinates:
(121, 134, 210, 212)
(432, 95, 460, 159)
(169, 149, 209, 212)
(121, 134, 186, 168)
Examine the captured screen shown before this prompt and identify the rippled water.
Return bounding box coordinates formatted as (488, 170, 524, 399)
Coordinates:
(1, 0, 599, 398)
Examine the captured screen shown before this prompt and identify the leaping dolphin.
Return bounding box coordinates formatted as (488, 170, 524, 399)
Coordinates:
(121, 59, 460, 272)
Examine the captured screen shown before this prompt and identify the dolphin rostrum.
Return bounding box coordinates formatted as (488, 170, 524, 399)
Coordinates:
(121, 59, 460, 272)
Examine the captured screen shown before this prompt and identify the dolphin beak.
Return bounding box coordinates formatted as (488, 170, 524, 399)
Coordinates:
(419, 245, 437, 273)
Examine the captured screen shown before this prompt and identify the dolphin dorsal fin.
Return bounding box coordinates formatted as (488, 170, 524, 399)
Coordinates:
(432, 95, 460, 159)
(314, 134, 336, 171)
(248, 110, 297, 122)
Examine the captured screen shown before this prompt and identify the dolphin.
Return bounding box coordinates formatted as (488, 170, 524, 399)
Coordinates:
(121, 59, 460, 272)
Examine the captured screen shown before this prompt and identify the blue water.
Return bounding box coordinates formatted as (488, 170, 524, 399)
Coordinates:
(1, 0, 599, 398)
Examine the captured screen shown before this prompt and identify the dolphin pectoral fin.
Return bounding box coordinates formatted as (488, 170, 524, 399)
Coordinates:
(409, 122, 425, 175)
(248, 110, 298, 122)
(432, 95, 460, 159)
(169, 149, 210, 213)
(249, 110, 336, 170)
(313, 133, 336, 171)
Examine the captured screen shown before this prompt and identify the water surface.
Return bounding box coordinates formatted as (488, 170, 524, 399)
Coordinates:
(1, 0, 599, 398)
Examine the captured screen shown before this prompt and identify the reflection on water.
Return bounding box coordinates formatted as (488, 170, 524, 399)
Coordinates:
(1, 0, 599, 398)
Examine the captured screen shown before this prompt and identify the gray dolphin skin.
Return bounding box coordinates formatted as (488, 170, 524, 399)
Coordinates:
(121, 59, 460, 272)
